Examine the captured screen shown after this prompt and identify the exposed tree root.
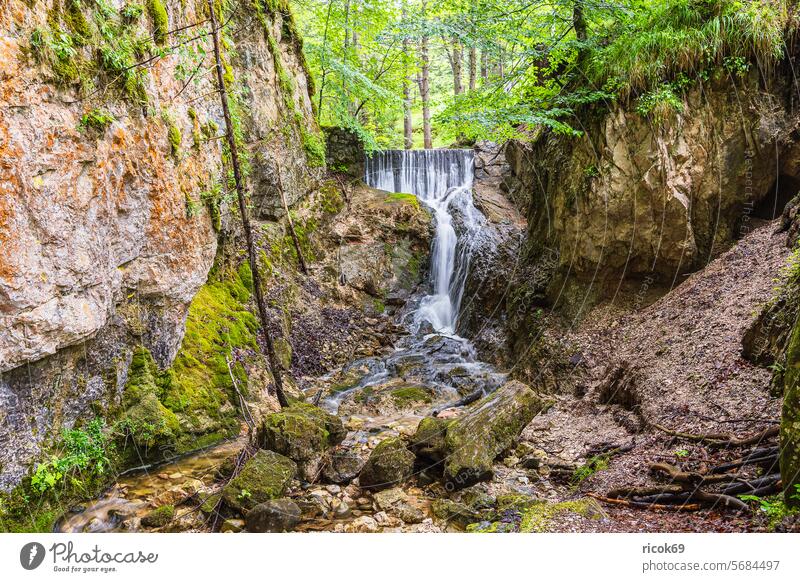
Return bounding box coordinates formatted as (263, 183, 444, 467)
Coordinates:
(650, 423, 779, 449)
(588, 492, 702, 512)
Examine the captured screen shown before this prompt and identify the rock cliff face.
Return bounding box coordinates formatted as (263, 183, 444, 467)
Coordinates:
(0, 0, 321, 489)
(504, 74, 800, 290)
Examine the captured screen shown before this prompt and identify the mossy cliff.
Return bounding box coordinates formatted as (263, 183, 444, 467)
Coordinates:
(0, 0, 320, 496)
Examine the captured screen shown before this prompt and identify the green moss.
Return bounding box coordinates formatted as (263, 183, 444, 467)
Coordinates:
(319, 183, 344, 214)
(141, 504, 175, 527)
(167, 119, 182, 159)
(64, 0, 92, 43)
(390, 385, 432, 406)
(160, 266, 258, 437)
(465, 496, 602, 533)
(117, 347, 182, 452)
(147, 0, 168, 45)
(301, 126, 326, 168)
(221, 450, 297, 512)
(519, 498, 601, 532)
(258, 403, 346, 464)
(386, 192, 420, 209)
(78, 108, 115, 132)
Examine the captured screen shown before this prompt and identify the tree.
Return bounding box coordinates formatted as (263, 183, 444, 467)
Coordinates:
(418, 0, 432, 149)
(207, 0, 289, 407)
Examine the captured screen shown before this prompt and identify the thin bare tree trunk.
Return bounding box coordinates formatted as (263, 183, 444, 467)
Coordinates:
(317, 0, 334, 117)
(401, 2, 413, 149)
(419, 0, 431, 149)
(480, 49, 488, 81)
(276, 169, 308, 274)
(468, 46, 476, 91)
(452, 37, 463, 95)
(207, 0, 289, 408)
(342, 0, 351, 112)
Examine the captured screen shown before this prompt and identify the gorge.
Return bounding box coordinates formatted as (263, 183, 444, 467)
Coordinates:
(2, 0, 800, 535)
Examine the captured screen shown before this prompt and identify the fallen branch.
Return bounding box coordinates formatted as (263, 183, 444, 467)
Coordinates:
(607, 485, 684, 499)
(588, 492, 701, 512)
(650, 462, 736, 486)
(708, 447, 779, 474)
(432, 387, 483, 417)
(719, 474, 782, 496)
(688, 490, 750, 513)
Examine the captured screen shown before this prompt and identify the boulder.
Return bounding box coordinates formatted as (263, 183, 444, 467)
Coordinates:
(431, 499, 482, 529)
(140, 504, 175, 528)
(258, 403, 346, 482)
(245, 499, 302, 533)
(409, 417, 453, 464)
(358, 437, 416, 490)
(409, 380, 550, 489)
(222, 450, 297, 513)
(322, 450, 366, 484)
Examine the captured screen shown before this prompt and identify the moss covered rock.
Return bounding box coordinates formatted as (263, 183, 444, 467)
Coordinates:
(222, 450, 297, 513)
(409, 416, 453, 465)
(358, 437, 415, 490)
(258, 403, 346, 481)
(444, 381, 549, 489)
(118, 347, 182, 453)
(141, 504, 175, 528)
(409, 381, 550, 490)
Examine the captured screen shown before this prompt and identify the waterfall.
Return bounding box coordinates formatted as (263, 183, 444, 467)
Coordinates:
(365, 149, 483, 335)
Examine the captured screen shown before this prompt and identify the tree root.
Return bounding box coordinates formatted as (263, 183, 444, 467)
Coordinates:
(588, 492, 702, 512)
(650, 423, 779, 449)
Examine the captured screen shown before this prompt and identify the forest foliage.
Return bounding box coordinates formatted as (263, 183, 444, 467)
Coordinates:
(290, 0, 794, 148)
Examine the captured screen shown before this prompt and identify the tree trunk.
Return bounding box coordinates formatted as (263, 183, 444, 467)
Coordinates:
(452, 37, 463, 95)
(468, 46, 476, 91)
(480, 49, 488, 81)
(419, 35, 431, 149)
(342, 0, 351, 111)
(276, 168, 308, 274)
(317, 0, 334, 118)
(573, 0, 588, 42)
(207, 0, 289, 408)
(401, 2, 413, 149)
(419, 0, 431, 149)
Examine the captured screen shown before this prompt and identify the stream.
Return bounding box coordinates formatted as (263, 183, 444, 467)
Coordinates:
(58, 149, 506, 533)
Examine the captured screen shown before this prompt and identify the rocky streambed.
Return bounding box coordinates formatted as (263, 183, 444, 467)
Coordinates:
(54, 149, 592, 534)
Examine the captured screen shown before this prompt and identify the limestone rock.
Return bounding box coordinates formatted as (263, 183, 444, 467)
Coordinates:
(258, 403, 346, 482)
(358, 437, 416, 490)
(322, 449, 366, 484)
(245, 499, 302, 533)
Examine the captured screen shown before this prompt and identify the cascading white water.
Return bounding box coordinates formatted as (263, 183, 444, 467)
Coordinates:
(365, 149, 483, 334)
